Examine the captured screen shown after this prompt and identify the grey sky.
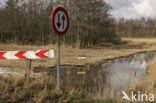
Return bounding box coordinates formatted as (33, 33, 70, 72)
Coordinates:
(0, 0, 6, 7)
(1, 0, 156, 19)
(105, 0, 156, 19)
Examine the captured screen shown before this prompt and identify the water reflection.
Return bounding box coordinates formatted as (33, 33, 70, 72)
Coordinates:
(50, 52, 156, 98)
(0, 68, 23, 76)
(1, 51, 156, 98)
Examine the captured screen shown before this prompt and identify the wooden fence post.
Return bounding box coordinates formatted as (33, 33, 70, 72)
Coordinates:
(25, 59, 32, 79)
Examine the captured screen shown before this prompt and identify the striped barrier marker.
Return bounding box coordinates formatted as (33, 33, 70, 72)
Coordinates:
(0, 50, 54, 59)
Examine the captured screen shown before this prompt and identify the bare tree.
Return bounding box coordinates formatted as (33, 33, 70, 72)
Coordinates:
(0, 0, 119, 47)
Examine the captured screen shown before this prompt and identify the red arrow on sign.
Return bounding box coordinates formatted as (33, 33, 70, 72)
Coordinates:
(0, 52, 6, 59)
(51, 7, 69, 35)
(15, 51, 27, 59)
(36, 50, 48, 58)
(62, 15, 65, 29)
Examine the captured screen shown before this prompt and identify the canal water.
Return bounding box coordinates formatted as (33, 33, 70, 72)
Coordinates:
(0, 67, 24, 76)
(1, 51, 156, 98)
(50, 51, 156, 99)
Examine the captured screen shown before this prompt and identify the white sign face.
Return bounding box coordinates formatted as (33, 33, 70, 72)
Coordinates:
(51, 7, 69, 35)
(54, 11, 68, 32)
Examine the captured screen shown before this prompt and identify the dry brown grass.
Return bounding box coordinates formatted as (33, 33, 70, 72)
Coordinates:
(122, 38, 156, 45)
(146, 57, 156, 82)
(1, 38, 156, 71)
(1, 38, 156, 102)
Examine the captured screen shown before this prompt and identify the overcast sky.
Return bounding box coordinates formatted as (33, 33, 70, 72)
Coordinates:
(1, 0, 156, 19)
(0, 0, 6, 7)
(105, 0, 156, 19)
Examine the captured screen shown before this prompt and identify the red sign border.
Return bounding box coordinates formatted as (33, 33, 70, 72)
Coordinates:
(51, 7, 69, 35)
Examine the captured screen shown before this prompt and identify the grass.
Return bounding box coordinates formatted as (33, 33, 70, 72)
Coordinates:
(122, 38, 156, 45)
(0, 76, 154, 103)
(0, 76, 91, 103)
(0, 76, 113, 103)
(146, 57, 156, 82)
(1, 38, 156, 72)
(0, 38, 156, 102)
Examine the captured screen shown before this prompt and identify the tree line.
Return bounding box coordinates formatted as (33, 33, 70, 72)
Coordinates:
(116, 17, 156, 38)
(0, 0, 119, 48)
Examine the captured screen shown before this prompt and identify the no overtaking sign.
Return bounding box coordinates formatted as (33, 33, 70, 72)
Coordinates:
(51, 7, 70, 90)
(51, 7, 69, 35)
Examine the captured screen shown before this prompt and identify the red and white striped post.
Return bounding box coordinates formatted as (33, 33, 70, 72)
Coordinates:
(0, 50, 54, 59)
(0, 50, 54, 78)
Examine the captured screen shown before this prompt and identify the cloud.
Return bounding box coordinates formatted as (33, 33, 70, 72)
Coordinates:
(134, 0, 154, 17)
(0, 0, 6, 5)
(0, 0, 6, 7)
(1, 0, 156, 19)
(105, 0, 156, 19)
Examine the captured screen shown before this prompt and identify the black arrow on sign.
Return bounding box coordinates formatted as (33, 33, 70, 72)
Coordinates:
(57, 14, 61, 28)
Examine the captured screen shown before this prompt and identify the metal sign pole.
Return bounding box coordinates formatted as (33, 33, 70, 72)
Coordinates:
(57, 34, 60, 90)
(51, 7, 69, 90)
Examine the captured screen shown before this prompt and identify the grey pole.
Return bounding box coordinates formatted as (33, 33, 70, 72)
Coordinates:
(57, 35, 60, 90)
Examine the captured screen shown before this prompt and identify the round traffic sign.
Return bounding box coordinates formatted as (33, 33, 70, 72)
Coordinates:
(51, 7, 69, 35)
